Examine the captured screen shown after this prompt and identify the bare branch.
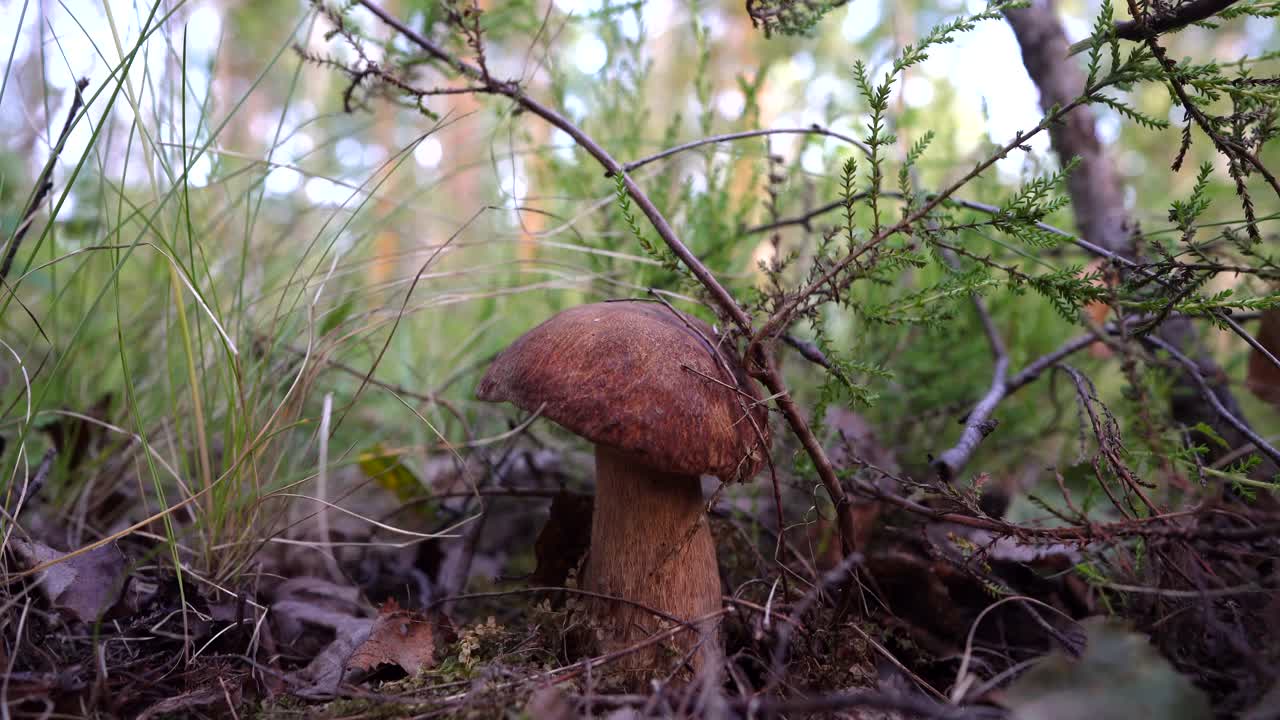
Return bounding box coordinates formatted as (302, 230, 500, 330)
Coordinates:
(741, 193, 870, 236)
(932, 270, 1010, 481)
(1000, 312, 1268, 401)
(1142, 335, 1280, 468)
(752, 100, 1095, 353)
(1223, 312, 1280, 373)
(782, 333, 831, 368)
(357, 0, 747, 326)
(1068, 0, 1245, 54)
(1005, 332, 1101, 396)
(1115, 0, 1242, 39)
(617, 125, 871, 176)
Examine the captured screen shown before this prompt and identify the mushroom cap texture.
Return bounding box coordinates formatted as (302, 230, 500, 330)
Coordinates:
(476, 300, 771, 482)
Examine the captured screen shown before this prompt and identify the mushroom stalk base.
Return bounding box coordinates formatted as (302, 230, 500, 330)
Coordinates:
(584, 445, 723, 683)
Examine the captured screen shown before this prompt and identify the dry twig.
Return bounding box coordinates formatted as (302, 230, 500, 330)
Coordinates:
(1, 77, 89, 284)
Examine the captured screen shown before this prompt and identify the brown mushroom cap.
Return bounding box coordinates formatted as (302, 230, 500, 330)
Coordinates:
(477, 300, 771, 482)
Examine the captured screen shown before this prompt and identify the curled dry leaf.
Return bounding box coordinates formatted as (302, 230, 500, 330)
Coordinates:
(271, 576, 366, 645)
(347, 598, 454, 677)
(1246, 309, 1280, 408)
(285, 612, 372, 698)
(282, 593, 454, 697)
(9, 539, 128, 623)
(273, 577, 375, 698)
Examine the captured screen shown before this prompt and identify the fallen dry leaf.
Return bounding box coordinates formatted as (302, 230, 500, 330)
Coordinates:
(10, 539, 128, 623)
(275, 585, 452, 696)
(1246, 308, 1280, 408)
(348, 599, 452, 677)
(271, 576, 366, 645)
(272, 576, 376, 698)
(282, 607, 373, 698)
(270, 584, 371, 696)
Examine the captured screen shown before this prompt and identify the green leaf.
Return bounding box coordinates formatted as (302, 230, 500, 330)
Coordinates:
(320, 295, 356, 338)
(357, 444, 423, 504)
(1006, 617, 1211, 720)
(1189, 421, 1229, 450)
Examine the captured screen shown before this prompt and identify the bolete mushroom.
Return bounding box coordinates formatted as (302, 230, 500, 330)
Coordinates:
(476, 300, 770, 680)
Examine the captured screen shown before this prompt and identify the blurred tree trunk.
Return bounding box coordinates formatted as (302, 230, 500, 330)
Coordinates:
(215, 1, 265, 160)
(1005, 0, 1278, 484)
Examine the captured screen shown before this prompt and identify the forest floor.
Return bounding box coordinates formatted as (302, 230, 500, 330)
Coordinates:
(5, 407, 1277, 720)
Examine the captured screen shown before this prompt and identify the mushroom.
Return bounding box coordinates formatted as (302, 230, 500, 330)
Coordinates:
(476, 300, 770, 681)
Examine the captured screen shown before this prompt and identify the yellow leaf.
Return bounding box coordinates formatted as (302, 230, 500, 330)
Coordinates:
(357, 444, 421, 503)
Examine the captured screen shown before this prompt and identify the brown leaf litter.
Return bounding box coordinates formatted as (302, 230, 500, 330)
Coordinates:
(348, 598, 454, 676)
(274, 578, 452, 698)
(9, 538, 128, 623)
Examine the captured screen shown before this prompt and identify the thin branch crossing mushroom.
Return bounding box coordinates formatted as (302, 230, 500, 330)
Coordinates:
(477, 300, 771, 681)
